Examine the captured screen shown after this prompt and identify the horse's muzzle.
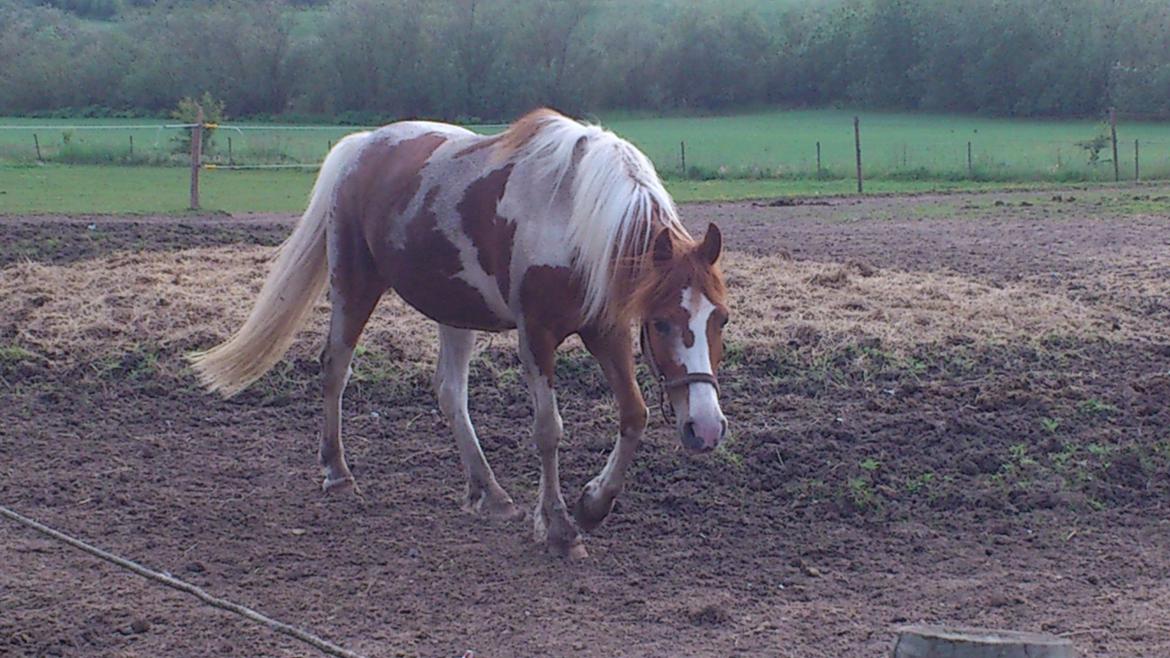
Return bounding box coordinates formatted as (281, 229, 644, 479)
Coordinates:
(681, 418, 727, 452)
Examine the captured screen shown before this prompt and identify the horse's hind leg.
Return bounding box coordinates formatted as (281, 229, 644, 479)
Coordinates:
(434, 325, 523, 521)
(318, 229, 384, 492)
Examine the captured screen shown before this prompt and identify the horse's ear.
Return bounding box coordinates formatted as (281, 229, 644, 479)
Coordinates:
(698, 223, 722, 265)
(653, 229, 674, 266)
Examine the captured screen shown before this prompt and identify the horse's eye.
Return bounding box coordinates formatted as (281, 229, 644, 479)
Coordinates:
(653, 320, 671, 335)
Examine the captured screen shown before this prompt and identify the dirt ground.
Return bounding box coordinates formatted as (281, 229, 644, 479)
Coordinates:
(3, 185, 1170, 657)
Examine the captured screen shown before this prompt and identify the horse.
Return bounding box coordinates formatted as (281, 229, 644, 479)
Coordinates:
(189, 109, 730, 558)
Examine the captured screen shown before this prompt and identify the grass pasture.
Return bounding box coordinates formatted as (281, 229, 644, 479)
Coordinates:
(0, 164, 1080, 215)
(611, 109, 1170, 182)
(5, 109, 1170, 215)
(5, 110, 1170, 181)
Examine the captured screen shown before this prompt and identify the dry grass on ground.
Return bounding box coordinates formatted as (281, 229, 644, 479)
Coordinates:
(2, 245, 1159, 373)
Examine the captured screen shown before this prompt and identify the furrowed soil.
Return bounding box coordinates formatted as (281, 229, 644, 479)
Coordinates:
(3, 187, 1170, 657)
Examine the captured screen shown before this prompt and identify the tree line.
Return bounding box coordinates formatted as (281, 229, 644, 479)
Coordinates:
(3, 0, 1169, 121)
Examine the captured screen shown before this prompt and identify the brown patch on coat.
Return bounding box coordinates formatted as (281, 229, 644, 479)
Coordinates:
(335, 132, 448, 230)
(386, 187, 512, 331)
(327, 131, 452, 339)
(333, 129, 511, 331)
(706, 304, 728, 367)
(643, 308, 688, 385)
(453, 133, 505, 159)
(519, 265, 585, 381)
(458, 165, 516, 300)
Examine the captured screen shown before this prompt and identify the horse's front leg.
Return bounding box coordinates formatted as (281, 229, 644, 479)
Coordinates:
(519, 326, 587, 559)
(575, 326, 648, 531)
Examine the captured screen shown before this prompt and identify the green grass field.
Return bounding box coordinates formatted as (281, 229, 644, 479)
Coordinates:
(3, 109, 1170, 214)
(608, 109, 1170, 181)
(0, 163, 1112, 215)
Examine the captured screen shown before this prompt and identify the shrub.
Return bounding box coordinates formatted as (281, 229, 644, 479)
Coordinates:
(170, 93, 225, 156)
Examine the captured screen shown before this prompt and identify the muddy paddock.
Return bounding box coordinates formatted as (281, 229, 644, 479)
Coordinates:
(2, 186, 1170, 657)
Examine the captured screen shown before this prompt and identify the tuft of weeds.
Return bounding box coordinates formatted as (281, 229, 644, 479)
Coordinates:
(1078, 398, 1118, 416)
(722, 341, 746, 368)
(715, 434, 744, 469)
(847, 477, 877, 510)
(904, 472, 935, 495)
(0, 345, 40, 363)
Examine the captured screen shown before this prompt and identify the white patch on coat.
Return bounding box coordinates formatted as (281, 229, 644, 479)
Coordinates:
(677, 286, 723, 425)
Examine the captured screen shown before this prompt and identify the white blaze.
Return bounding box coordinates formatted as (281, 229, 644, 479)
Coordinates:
(678, 287, 724, 428)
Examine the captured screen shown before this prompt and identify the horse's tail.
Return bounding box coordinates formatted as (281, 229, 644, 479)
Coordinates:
(188, 131, 369, 397)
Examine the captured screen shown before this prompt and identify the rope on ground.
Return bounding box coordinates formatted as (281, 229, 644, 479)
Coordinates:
(0, 504, 370, 658)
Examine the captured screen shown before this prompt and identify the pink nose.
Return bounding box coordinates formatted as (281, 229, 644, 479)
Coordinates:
(681, 418, 727, 452)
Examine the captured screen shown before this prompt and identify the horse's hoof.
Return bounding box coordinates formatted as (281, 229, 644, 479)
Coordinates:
(545, 534, 589, 560)
(322, 474, 355, 494)
(470, 494, 526, 523)
(487, 500, 526, 523)
(566, 542, 589, 560)
(573, 485, 614, 532)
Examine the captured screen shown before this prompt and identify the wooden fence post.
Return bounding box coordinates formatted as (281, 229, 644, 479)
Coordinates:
(227, 136, 233, 165)
(190, 105, 203, 211)
(680, 141, 687, 177)
(853, 116, 863, 194)
(1109, 107, 1119, 182)
(967, 141, 973, 178)
(1134, 139, 1140, 181)
(33, 134, 42, 161)
(129, 135, 134, 159)
(816, 141, 822, 176)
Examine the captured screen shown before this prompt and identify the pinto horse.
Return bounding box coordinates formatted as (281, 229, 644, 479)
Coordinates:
(190, 109, 730, 557)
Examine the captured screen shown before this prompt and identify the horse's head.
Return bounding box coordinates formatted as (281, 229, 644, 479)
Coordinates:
(637, 223, 729, 452)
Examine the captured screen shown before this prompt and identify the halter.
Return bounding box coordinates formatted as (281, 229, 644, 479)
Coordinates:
(639, 324, 720, 422)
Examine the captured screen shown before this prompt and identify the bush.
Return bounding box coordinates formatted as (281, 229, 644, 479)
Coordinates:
(170, 93, 225, 156)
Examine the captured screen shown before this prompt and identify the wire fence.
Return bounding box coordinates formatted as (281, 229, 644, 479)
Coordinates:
(3, 118, 1170, 185)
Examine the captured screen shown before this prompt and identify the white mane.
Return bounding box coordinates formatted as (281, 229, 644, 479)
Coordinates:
(509, 111, 689, 324)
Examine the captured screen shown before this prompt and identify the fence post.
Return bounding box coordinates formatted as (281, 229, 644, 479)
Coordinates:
(129, 135, 134, 158)
(816, 141, 822, 176)
(1134, 139, 1140, 181)
(853, 116, 863, 194)
(680, 141, 686, 177)
(1109, 107, 1119, 182)
(228, 136, 233, 165)
(967, 141, 973, 179)
(190, 105, 203, 211)
(33, 134, 42, 161)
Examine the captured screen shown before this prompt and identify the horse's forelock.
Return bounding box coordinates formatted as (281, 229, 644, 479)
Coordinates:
(614, 231, 725, 327)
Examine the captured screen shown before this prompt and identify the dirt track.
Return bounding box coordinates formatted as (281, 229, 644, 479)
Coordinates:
(3, 186, 1170, 657)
